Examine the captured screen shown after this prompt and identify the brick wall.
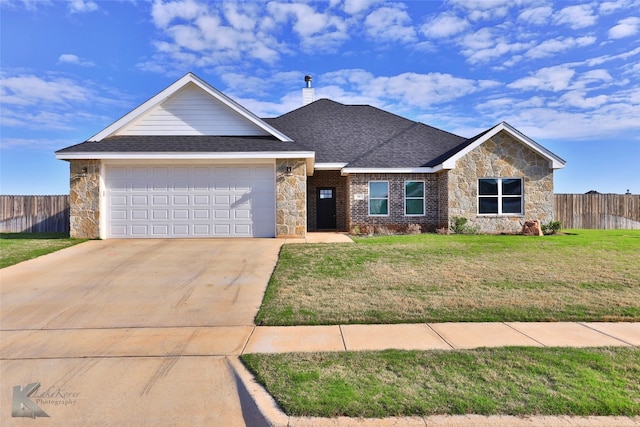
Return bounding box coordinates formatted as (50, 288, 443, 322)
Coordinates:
(307, 170, 348, 231)
(348, 173, 440, 232)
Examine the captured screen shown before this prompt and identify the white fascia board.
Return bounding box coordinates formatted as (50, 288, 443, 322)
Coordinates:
(55, 151, 315, 161)
(314, 163, 348, 170)
(341, 166, 442, 176)
(88, 73, 293, 142)
(441, 122, 566, 170)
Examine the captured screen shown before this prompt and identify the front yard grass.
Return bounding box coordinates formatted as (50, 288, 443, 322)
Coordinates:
(255, 229, 640, 325)
(241, 347, 640, 417)
(0, 232, 87, 268)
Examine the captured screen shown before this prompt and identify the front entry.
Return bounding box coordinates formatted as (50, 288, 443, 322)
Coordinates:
(317, 187, 336, 229)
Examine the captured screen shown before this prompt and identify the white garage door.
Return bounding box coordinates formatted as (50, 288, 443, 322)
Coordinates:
(106, 164, 275, 238)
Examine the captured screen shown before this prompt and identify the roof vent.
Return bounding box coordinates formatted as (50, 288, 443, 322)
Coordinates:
(302, 75, 314, 105)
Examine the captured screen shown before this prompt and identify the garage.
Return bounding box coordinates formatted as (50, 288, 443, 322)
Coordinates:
(105, 164, 276, 238)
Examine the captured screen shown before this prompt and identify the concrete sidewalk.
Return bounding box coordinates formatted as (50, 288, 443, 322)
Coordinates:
(233, 322, 640, 427)
(242, 322, 640, 354)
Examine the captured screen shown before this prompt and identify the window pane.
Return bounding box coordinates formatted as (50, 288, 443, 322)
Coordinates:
(406, 199, 424, 215)
(369, 199, 388, 215)
(319, 189, 333, 199)
(405, 181, 424, 198)
(502, 179, 522, 195)
(502, 197, 522, 214)
(479, 197, 498, 214)
(369, 182, 388, 198)
(479, 179, 498, 195)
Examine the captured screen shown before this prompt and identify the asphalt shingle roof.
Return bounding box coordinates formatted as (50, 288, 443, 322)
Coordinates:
(55, 135, 308, 154)
(264, 99, 468, 167)
(58, 99, 473, 168)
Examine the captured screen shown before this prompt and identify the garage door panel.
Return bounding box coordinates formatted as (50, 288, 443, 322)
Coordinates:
(106, 164, 275, 238)
(194, 209, 209, 219)
(131, 210, 148, 220)
(152, 210, 168, 220)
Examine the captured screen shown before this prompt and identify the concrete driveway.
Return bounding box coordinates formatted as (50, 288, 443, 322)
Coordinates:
(0, 239, 283, 426)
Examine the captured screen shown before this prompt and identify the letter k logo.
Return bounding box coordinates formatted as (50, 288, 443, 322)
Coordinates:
(12, 382, 50, 418)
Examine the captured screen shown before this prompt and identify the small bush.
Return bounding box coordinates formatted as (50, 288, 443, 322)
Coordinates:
(450, 216, 480, 234)
(405, 224, 422, 235)
(542, 220, 562, 235)
(374, 225, 395, 236)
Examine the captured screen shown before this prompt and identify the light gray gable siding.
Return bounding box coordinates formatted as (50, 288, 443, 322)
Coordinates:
(119, 83, 271, 137)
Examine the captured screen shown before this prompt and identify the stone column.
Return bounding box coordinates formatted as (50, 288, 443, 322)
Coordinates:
(69, 160, 100, 238)
(275, 159, 306, 237)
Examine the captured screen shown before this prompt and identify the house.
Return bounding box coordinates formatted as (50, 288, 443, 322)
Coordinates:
(56, 73, 566, 239)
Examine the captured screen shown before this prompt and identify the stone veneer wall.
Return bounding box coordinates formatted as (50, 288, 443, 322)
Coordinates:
(69, 159, 101, 238)
(447, 130, 555, 233)
(349, 173, 440, 232)
(307, 170, 348, 231)
(275, 159, 307, 237)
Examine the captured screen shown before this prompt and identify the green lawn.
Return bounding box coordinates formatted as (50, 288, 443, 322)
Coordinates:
(0, 232, 87, 268)
(242, 347, 640, 418)
(256, 230, 640, 325)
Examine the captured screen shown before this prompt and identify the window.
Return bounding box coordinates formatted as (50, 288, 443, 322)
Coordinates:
(404, 181, 425, 216)
(369, 181, 389, 215)
(319, 189, 333, 199)
(478, 178, 523, 215)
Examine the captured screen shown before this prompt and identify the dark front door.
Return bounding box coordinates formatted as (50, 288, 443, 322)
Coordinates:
(317, 187, 337, 229)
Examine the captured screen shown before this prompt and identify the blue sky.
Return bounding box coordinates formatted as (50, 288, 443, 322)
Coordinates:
(1, 0, 639, 195)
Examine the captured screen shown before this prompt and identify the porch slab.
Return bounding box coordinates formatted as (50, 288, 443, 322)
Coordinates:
(508, 322, 632, 347)
(341, 324, 451, 351)
(428, 323, 542, 349)
(243, 326, 345, 354)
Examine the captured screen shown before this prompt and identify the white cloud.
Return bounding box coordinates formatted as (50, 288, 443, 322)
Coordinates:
(0, 74, 91, 106)
(555, 91, 609, 109)
(151, 0, 206, 29)
(459, 28, 532, 64)
(58, 53, 95, 67)
(343, 0, 380, 15)
(584, 45, 640, 66)
(609, 17, 640, 39)
(448, 0, 518, 21)
(421, 14, 469, 38)
(67, 0, 98, 14)
(599, 0, 630, 15)
(221, 2, 257, 32)
(554, 4, 597, 29)
(268, 3, 334, 38)
(508, 65, 576, 92)
(364, 6, 416, 43)
(526, 36, 596, 59)
(517, 6, 553, 25)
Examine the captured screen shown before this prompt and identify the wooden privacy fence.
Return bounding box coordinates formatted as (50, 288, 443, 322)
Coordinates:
(555, 194, 640, 230)
(0, 195, 70, 233)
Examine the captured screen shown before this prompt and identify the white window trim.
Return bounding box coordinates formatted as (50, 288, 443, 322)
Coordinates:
(477, 177, 524, 216)
(368, 180, 389, 216)
(404, 180, 425, 217)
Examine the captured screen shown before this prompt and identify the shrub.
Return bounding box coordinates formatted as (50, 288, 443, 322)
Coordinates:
(450, 216, 480, 234)
(405, 224, 422, 235)
(542, 220, 562, 235)
(374, 225, 395, 236)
